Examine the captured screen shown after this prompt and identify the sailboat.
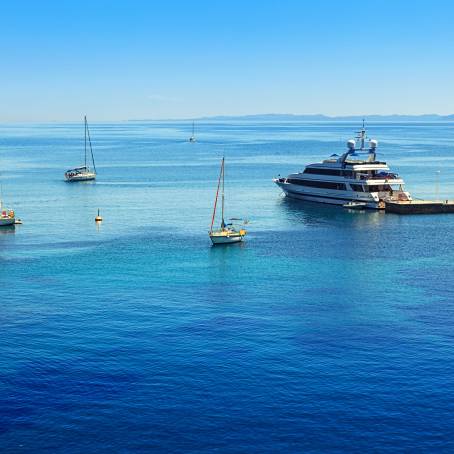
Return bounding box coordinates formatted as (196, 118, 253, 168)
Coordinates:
(0, 182, 15, 227)
(189, 121, 196, 143)
(65, 116, 97, 181)
(209, 157, 247, 245)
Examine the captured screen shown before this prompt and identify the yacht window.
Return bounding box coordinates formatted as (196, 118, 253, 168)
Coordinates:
(366, 184, 392, 192)
(350, 184, 364, 192)
(303, 168, 342, 176)
(287, 178, 346, 190)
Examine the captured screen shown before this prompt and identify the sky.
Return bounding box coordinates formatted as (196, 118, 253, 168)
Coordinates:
(1, 0, 454, 121)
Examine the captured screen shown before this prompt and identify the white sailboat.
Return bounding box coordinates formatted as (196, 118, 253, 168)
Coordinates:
(209, 157, 247, 245)
(65, 116, 97, 182)
(189, 121, 196, 143)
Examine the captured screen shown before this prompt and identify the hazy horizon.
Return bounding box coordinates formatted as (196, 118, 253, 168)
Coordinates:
(2, 0, 454, 122)
(2, 113, 454, 124)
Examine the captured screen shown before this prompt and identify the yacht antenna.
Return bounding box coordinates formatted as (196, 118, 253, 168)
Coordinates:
(356, 118, 367, 150)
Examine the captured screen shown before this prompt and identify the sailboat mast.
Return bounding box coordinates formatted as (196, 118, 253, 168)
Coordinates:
(221, 157, 225, 226)
(84, 115, 87, 168)
(210, 158, 223, 233)
(192, 121, 195, 137)
(86, 117, 96, 173)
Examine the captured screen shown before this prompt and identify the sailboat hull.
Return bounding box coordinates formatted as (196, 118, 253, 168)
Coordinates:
(209, 231, 245, 245)
(65, 173, 96, 182)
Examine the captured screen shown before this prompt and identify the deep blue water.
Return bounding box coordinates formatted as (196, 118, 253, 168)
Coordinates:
(1, 121, 454, 452)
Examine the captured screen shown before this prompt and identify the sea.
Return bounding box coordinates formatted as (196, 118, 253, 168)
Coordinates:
(1, 121, 454, 452)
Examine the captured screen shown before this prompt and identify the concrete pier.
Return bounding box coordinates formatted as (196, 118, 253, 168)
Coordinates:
(385, 200, 454, 214)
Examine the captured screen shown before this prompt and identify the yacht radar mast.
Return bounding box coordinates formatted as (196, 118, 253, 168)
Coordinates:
(355, 118, 367, 150)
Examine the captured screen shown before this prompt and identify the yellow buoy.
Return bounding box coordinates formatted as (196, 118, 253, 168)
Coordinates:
(95, 209, 103, 222)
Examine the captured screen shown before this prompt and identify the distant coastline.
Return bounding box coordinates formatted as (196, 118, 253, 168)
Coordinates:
(129, 113, 454, 122)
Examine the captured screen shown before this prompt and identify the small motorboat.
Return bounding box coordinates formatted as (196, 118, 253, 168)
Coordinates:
(209, 157, 247, 245)
(343, 201, 367, 210)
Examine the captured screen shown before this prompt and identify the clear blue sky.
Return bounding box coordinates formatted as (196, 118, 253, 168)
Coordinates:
(1, 0, 453, 121)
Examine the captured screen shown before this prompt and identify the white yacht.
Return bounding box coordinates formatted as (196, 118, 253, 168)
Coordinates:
(273, 123, 412, 209)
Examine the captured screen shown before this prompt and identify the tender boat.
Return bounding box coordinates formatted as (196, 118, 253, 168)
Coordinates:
(274, 122, 412, 209)
(65, 116, 97, 182)
(343, 201, 367, 210)
(209, 157, 247, 245)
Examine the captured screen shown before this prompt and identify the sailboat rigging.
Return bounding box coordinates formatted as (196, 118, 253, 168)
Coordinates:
(189, 121, 196, 143)
(65, 116, 97, 182)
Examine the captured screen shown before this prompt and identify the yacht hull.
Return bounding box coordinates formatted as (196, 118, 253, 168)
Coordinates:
(275, 181, 380, 209)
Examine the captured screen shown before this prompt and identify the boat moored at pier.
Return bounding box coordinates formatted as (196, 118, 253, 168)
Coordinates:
(273, 123, 412, 209)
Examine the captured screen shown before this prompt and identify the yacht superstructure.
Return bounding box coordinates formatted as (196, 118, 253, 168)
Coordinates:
(273, 123, 411, 209)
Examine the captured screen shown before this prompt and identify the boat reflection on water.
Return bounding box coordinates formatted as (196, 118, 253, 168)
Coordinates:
(0, 224, 16, 235)
(277, 196, 385, 229)
(208, 235, 247, 282)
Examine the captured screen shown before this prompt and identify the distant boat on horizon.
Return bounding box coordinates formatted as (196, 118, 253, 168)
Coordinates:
(189, 121, 196, 143)
(65, 116, 97, 182)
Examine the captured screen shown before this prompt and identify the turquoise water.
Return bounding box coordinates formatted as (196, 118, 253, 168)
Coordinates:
(1, 121, 454, 452)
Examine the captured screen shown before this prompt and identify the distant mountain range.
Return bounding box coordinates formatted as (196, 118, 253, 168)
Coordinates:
(130, 113, 454, 122)
(197, 113, 454, 122)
